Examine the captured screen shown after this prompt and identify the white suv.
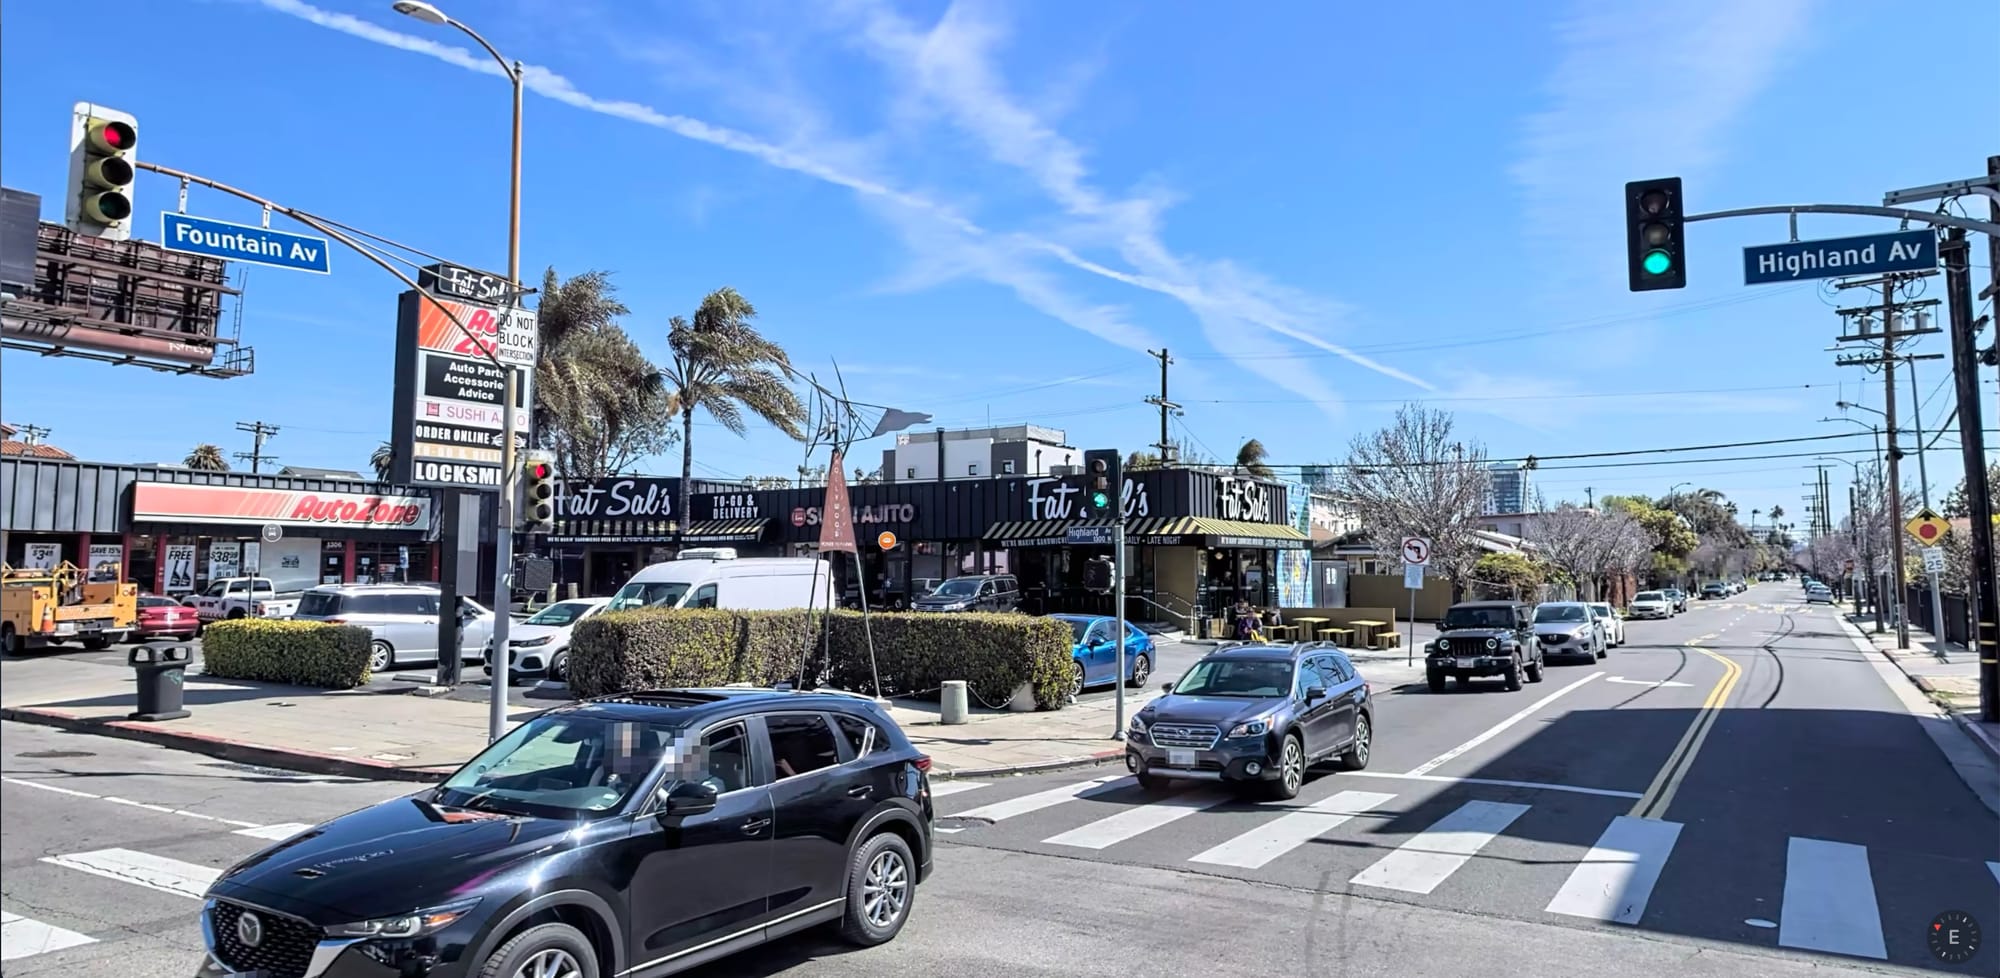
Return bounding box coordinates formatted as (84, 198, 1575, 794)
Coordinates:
(291, 583, 493, 673)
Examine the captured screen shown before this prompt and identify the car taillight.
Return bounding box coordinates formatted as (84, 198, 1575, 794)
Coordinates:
(913, 755, 932, 773)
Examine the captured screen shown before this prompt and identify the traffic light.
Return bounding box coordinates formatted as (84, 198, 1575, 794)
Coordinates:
(66, 102, 138, 240)
(521, 457, 556, 532)
(1082, 449, 1121, 518)
(1083, 556, 1113, 593)
(1624, 177, 1686, 291)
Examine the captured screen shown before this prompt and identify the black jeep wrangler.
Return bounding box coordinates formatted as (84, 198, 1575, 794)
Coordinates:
(1425, 600, 1545, 692)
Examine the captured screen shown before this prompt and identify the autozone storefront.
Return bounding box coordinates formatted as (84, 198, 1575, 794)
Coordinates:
(1, 458, 439, 598)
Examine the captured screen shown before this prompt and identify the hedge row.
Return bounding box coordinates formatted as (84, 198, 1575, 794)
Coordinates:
(200, 619, 374, 689)
(568, 609, 1075, 709)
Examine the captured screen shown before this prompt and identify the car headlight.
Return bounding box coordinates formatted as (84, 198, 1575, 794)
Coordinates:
(1227, 718, 1271, 738)
(327, 898, 480, 940)
(1128, 713, 1149, 734)
(1432, 638, 1449, 651)
(1485, 638, 1498, 650)
(513, 635, 552, 647)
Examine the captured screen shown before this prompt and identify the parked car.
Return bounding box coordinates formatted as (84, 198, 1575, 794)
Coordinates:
(1805, 583, 1834, 604)
(483, 596, 612, 682)
(1700, 583, 1728, 600)
(1050, 613, 1154, 696)
(609, 550, 833, 612)
(1587, 602, 1625, 646)
(1125, 642, 1372, 800)
(134, 594, 199, 641)
(1662, 588, 1689, 613)
(1425, 600, 1544, 692)
(183, 576, 302, 624)
(290, 583, 492, 673)
(910, 574, 1020, 613)
(1629, 590, 1673, 620)
(1534, 601, 1606, 662)
(195, 687, 933, 978)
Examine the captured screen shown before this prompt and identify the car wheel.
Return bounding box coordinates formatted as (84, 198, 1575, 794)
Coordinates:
(838, 832, 916, 947)
(1126, 653, 1152, 689)
(1067, 660, 1087, 699)
(475, 921, 597, 978)
(1427, 671, 1446, 693)
(1526, 656, 1545, 683)
(1338, 713, 1371, 771)
(82, 636, 111, 651)
(2, 624, 20, 657)
(369, 641, 396, 672)
(548, 650, 568, 683)
(1266, 733, 1305, 800)
(1504, 656, 1524, 691)
(1135, 769, 1169, 793)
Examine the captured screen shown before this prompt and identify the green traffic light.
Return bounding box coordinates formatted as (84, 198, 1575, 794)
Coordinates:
(1091, 492, 1109, 509)
(1642, 249, 1673, 275)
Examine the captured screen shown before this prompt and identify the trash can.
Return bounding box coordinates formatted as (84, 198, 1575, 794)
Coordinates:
(129, 645, 193, 722)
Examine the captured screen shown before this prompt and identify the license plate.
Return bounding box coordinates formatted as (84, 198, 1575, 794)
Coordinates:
(1167, 749, 1195, 768)
(1455, 657, 1475, 669)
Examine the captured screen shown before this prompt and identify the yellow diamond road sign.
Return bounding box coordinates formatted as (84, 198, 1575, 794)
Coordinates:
(1904, 507, 1949, 545)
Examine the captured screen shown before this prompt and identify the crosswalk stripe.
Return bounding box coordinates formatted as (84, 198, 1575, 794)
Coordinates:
(927, 782, 988, 798)
(1544, 815, 1683, 924)
(1988, 861, 1999, 886)
(1349, 800, 1529, 895)
(234, 823, 315, 841)
(40, 849, 220, 901)
(953, 774, 1130, 822)
(1189, 790, 1398, 869)
(1778, 838, 1886, 959)
(1044, 789, 1233, 850)
(1, 911, 97, 962)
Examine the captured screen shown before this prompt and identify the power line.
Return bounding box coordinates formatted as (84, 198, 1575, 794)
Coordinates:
(1180, 381, 1834, 406)
(1239, 430, 1877, 470)
(233, 421, 280, 474)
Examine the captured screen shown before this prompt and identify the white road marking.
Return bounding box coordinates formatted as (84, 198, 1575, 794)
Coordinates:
(1190, 791, 1398, 869)
(1544, 815, 1684, 924)
(1, 911, 97, 962)
(1, 778, 96, 799)
(1339, 771, 1641, 800)
(1778, 838, 1886, 959)
(1044, 790, 1232, 850)
(41, 849, 220, 901)
(2, 777, 261, 827)
(234, 822, 314, 841)
(1349, 800, 1529, 895)
(953, 775, 1132, 822)
(927, 781, 989, 798)
(1405, 672, 1604, 777)
(1605, 677, 1693, 687)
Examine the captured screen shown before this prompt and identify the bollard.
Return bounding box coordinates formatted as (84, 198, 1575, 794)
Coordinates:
(128, 644, 193, 722)
(940, 680, 969, 725)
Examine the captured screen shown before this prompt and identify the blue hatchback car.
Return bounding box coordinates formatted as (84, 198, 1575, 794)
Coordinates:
(1049, 614, 1155, 698)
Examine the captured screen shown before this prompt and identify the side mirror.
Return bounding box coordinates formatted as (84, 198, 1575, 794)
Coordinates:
(1304, 685, 1328, 703)
(1159, 682, 1174, 694)
(654, 780, 717, 822)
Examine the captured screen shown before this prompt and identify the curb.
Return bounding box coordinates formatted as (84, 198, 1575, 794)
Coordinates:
(0, 706, 457, 783)
(935, 748, 1127, 780)
(1948, 712, 2000, 765)
(1832, 617, 2000, 766)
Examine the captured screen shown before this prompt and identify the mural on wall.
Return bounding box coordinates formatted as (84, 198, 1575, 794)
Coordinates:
(1277, 481, 1311, 606)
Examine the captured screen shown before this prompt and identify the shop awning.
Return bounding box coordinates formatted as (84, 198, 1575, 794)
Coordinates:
(679, 519, 770, 543)
(1128, 517, 1310, 550)
(983, 518, 1117, 547)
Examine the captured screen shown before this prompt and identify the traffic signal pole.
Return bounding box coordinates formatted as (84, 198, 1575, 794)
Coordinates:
(489, 56, 526, 744)
(1113, 516, 1128, 742)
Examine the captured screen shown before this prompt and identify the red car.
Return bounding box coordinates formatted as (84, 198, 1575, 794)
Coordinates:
(136, 595, 200, 641)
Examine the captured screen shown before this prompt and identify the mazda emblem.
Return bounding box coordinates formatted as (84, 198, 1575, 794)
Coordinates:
(236, 911, 263, 948)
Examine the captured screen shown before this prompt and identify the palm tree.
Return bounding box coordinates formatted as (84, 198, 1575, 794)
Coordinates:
(1234, 438, 1273, 478)
(661, 288, 807, 545)
(533, 268, 672, 479)
(1769, 505, 1785, 521)
(370, 443, 394, 482)
(184, 444, 229, 471)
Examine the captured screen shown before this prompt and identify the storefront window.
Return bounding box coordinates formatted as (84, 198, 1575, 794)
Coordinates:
(353, 542, 429, 584)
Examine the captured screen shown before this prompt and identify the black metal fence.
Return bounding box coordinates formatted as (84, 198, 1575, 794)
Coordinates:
(1905, 584, 1974, 646)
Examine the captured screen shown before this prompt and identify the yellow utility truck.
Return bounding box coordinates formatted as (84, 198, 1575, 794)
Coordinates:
(1, 561, 138, 655)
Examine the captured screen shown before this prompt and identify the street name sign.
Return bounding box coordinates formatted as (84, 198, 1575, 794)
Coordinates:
(160, 212, 331, 274)
(1742, 229, 1936, 286)
(1400, 536, 1431, 566)
(1067, 525, 1115, 545)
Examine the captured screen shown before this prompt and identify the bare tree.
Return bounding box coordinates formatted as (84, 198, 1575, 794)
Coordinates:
(1335, 405, 1492, 599)
(1527, 504, 1607, 600)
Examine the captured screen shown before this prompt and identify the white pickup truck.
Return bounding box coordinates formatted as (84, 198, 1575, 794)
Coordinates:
(183, 577, 303, 623)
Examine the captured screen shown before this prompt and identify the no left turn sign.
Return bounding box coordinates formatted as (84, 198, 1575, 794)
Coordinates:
(1401, 536, 1432, 566)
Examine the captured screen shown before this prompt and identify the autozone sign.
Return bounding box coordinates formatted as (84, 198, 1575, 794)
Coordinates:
(132, 484, 432, 529)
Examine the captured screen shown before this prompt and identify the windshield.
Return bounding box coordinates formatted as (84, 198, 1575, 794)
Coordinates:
(933, 578, 981, 597)
(526, 601, 598, 626)
(139, 596, 179, 608)
(1442, 606, 1513, 629)
(608, 581, 690, 610)
(435, 713, 680, 819)
(1635, 592, 1665, 602)
(1535, 605, 1589, 623)
(1172, 658, 1292, 697)
(1589, 604, 1613, 616)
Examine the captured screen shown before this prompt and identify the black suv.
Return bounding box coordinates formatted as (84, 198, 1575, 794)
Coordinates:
(1125, 642, 1373, 800)
(196, 688, 935, 978)
(910, 574, 1019, 613)
(1426, 600, 1544, 692)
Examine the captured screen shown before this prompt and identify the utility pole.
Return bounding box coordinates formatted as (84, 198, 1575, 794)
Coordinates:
(1144, 348, 1180, 464)
(1879, 280, 1910, 649)
(1941, 228, 1999, 723)
(1900, 347, 1951, 652)
(233, 420, 280, 474)
(14, 424, 50, 445)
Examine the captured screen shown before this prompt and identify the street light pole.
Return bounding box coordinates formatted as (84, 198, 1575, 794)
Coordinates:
(394, 0, 527, 740)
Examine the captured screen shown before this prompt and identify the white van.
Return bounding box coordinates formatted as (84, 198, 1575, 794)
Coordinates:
(606, 549, 833, 612)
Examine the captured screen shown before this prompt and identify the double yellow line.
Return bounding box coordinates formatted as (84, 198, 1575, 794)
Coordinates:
(1630, 642, 1742, 821)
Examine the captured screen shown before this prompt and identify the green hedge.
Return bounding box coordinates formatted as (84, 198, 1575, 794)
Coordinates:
(200, 619, 374, 689)
(569, 609, 1075, 709)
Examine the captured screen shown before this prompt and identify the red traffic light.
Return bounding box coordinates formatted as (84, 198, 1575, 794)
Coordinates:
(527, 461, 551, 479)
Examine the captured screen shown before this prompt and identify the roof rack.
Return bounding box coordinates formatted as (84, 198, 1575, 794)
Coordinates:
(769, 682, 884, 702)
(587, 689, 730, 706)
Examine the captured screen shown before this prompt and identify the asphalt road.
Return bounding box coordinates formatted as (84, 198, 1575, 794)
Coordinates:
(5, 584, 1992, 977)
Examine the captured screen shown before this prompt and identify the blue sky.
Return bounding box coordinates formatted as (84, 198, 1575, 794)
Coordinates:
(3, 0, 1995, 522)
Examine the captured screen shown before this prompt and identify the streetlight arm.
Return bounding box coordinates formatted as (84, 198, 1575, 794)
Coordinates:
(445, 18, 516, 78)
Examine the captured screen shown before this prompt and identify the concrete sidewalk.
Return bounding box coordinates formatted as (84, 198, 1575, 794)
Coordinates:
(0, 652, 1169, 781)
(1840, 612, 2000, 763)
